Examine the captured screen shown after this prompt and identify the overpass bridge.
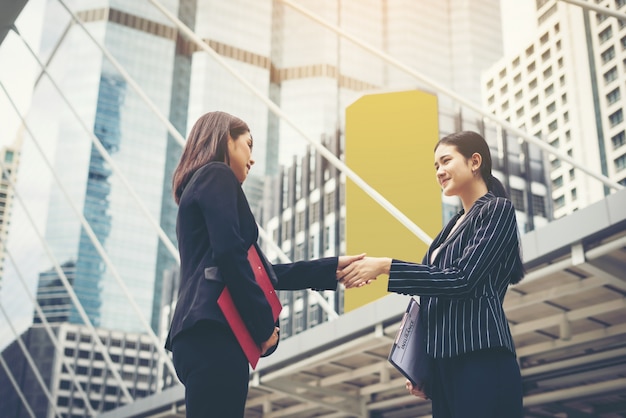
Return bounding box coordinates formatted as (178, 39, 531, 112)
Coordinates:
(102, 189, 626, 418)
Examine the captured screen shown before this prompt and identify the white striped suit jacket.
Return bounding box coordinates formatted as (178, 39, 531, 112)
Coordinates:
(388, 192, 520, 358)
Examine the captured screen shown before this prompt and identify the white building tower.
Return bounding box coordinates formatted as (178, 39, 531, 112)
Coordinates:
(483, 0, 626, 219)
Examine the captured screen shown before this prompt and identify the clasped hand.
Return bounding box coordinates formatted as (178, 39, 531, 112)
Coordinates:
(336, 255, 390, 289)
(261, 326, 279, 355)
(261, 254, 385, 351)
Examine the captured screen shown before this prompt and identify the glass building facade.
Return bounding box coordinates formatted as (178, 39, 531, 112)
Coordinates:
(10, 0, 182, 333)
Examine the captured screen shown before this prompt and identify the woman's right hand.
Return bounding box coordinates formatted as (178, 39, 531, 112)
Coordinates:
(260, 326, 279, 355)
(338, 257, 392, 288)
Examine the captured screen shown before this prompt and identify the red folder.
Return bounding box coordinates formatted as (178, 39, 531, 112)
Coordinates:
(217, 245, 282, 369)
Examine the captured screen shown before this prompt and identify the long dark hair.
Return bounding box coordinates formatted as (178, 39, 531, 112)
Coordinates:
(436, 131, 525, 284)
(172, 111, 249, 204)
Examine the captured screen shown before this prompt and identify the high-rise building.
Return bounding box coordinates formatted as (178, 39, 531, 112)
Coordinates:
(263, 134, 344, 337)
(9, 1, 187, 333)
(0, 136, 21, 289)
(0, 323, 162, 418)
(482, 0, 626, 219)
(183, 0, 506, 182)
(266, 0, 505, 165)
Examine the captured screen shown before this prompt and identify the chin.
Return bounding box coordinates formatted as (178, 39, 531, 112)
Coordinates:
(442, 188, 456, 197)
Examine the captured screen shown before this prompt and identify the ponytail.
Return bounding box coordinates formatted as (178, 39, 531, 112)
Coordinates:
(486, 173, 509, 199)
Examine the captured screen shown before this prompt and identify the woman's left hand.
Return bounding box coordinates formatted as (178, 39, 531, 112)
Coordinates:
(405, 380, 428, 399)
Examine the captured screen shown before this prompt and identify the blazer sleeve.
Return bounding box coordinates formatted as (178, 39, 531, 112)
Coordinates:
(388, 198, 519, 298)
(272, 257, 339, 291)
(196, 164, 275, 345)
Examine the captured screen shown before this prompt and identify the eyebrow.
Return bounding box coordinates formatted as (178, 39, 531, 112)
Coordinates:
(434, 153, 451, 166)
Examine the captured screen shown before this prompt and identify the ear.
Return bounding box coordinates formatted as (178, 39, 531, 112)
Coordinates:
(471, 152, 482, 172)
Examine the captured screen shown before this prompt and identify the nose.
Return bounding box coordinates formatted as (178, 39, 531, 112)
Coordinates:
(250, 158, 255, 166)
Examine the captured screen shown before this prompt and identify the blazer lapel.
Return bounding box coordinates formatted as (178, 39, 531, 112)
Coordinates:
(429, 192, 495, 263)
(426, 211, 462, 263)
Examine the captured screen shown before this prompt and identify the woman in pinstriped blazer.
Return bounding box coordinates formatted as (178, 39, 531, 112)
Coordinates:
(339, 131, 525, 418)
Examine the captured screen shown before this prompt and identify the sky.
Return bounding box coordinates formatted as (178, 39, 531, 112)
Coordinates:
(0, 0, 538, 150)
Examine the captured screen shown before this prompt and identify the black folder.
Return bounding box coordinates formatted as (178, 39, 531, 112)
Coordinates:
(388, 297, 431, 392)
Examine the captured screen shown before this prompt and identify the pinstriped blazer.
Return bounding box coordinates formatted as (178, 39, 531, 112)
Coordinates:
(388, 192, 521, 359)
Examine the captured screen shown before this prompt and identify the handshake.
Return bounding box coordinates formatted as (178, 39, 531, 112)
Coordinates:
(335, 254, 392, 289)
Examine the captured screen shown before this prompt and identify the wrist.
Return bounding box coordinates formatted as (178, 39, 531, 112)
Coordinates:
(380, 257, 392, 275)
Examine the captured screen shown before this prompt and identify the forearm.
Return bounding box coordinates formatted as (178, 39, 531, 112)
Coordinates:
(272, 257, 339, 290)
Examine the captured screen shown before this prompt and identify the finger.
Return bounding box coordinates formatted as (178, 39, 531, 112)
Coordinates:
(411, 389, 427, 399)
(343, 263, 355, 275)
(340, 271, 355, 286)
(345, 278, 360, 289)
(349, 275, 365, 288)
(350, 277, 365, 288)
(350, 253, 365, 262)
(345, 277, 360, 288)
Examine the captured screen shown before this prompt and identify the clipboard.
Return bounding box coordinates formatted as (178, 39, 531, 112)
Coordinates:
(388, 297, 431, 394)
(217, 245, 282, 369)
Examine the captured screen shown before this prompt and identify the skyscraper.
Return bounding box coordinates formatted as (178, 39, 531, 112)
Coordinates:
(0, 137, 21, 290)
(266, 0, 505, 163)
(482, 0, 626, 219)
(8, 0, 185, 333)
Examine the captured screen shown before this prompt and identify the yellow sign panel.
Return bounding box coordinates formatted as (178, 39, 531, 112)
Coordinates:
(344, 90, 442, 312)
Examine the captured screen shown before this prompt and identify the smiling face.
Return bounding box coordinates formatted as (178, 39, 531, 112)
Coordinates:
(434, 143, 477, 197)
(227, 131, 254, 183)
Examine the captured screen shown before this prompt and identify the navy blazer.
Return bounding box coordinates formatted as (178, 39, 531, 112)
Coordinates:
(165, 162, 339, 350)
(388, 192, 520, 358)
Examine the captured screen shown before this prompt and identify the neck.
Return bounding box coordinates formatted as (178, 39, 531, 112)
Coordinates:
(459, 182, 488, 213)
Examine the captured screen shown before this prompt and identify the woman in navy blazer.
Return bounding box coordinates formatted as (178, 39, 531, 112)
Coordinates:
(339, 131, 525, 418)
(166, 111, 362, 417)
